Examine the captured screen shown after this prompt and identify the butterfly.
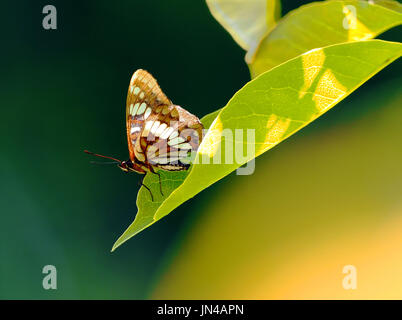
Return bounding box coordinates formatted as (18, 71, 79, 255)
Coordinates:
(85, 69, 204, 201)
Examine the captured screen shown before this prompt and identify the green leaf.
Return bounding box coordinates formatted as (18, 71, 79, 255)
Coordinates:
(206, 0, 281, 61)
(151, 78, 402, 300)
(111, 115, 218, 251)
(250, 0, 402, 76)
(112, 40, 401, 251)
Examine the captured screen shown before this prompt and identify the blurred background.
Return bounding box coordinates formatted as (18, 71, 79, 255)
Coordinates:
(1, 0, 401, 299)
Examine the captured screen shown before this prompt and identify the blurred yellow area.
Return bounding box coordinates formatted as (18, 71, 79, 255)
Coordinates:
(152, 80, 402, 299)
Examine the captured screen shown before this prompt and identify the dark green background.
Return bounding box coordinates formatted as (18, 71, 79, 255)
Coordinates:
(1, 0, 400, 298)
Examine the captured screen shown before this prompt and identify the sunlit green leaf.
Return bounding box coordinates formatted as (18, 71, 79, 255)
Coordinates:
(206, 0, 281, 61)
(152, 78, 402, 300)
(250, 0, 402, 76)
(112, 40, 401, 251)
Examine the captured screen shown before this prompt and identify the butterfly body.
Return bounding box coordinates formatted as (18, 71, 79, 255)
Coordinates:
(117, 159, 148, 174)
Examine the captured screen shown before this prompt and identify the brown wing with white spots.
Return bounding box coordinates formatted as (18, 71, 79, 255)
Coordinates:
(126, 69, 204, 171)
(144, 105, 204, 171)
(126, 69, 171, 166)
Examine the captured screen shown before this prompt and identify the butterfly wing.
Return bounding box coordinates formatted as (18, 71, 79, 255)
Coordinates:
(126, 69, 203, 171)
(144, 104, 204, 171)
(126, 69, 171, 165)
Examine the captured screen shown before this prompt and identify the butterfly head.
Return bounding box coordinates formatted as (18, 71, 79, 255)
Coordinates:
(118, 161, 130, 172)
(118, 159, 149, 174)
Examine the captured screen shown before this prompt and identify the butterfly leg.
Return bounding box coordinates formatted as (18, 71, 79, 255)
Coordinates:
(149, 167, 163, 196)
(156, 172, 163, 196)
(139, 175, 154, 202)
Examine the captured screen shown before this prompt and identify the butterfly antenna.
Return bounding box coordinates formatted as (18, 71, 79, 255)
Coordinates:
(89, 161, 120, 165)
(84, 150, 122, 164)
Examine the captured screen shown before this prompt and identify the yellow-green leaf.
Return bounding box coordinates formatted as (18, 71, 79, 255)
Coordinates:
(206, 0, 281, 61)
(112, 40, 401, 251)
(250, 0, 402, 76)
(152, 78, 402, 300)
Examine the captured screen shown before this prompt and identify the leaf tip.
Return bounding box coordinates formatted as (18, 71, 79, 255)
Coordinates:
(111, 237, 126, 252)
(110, 243, 119, 253)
